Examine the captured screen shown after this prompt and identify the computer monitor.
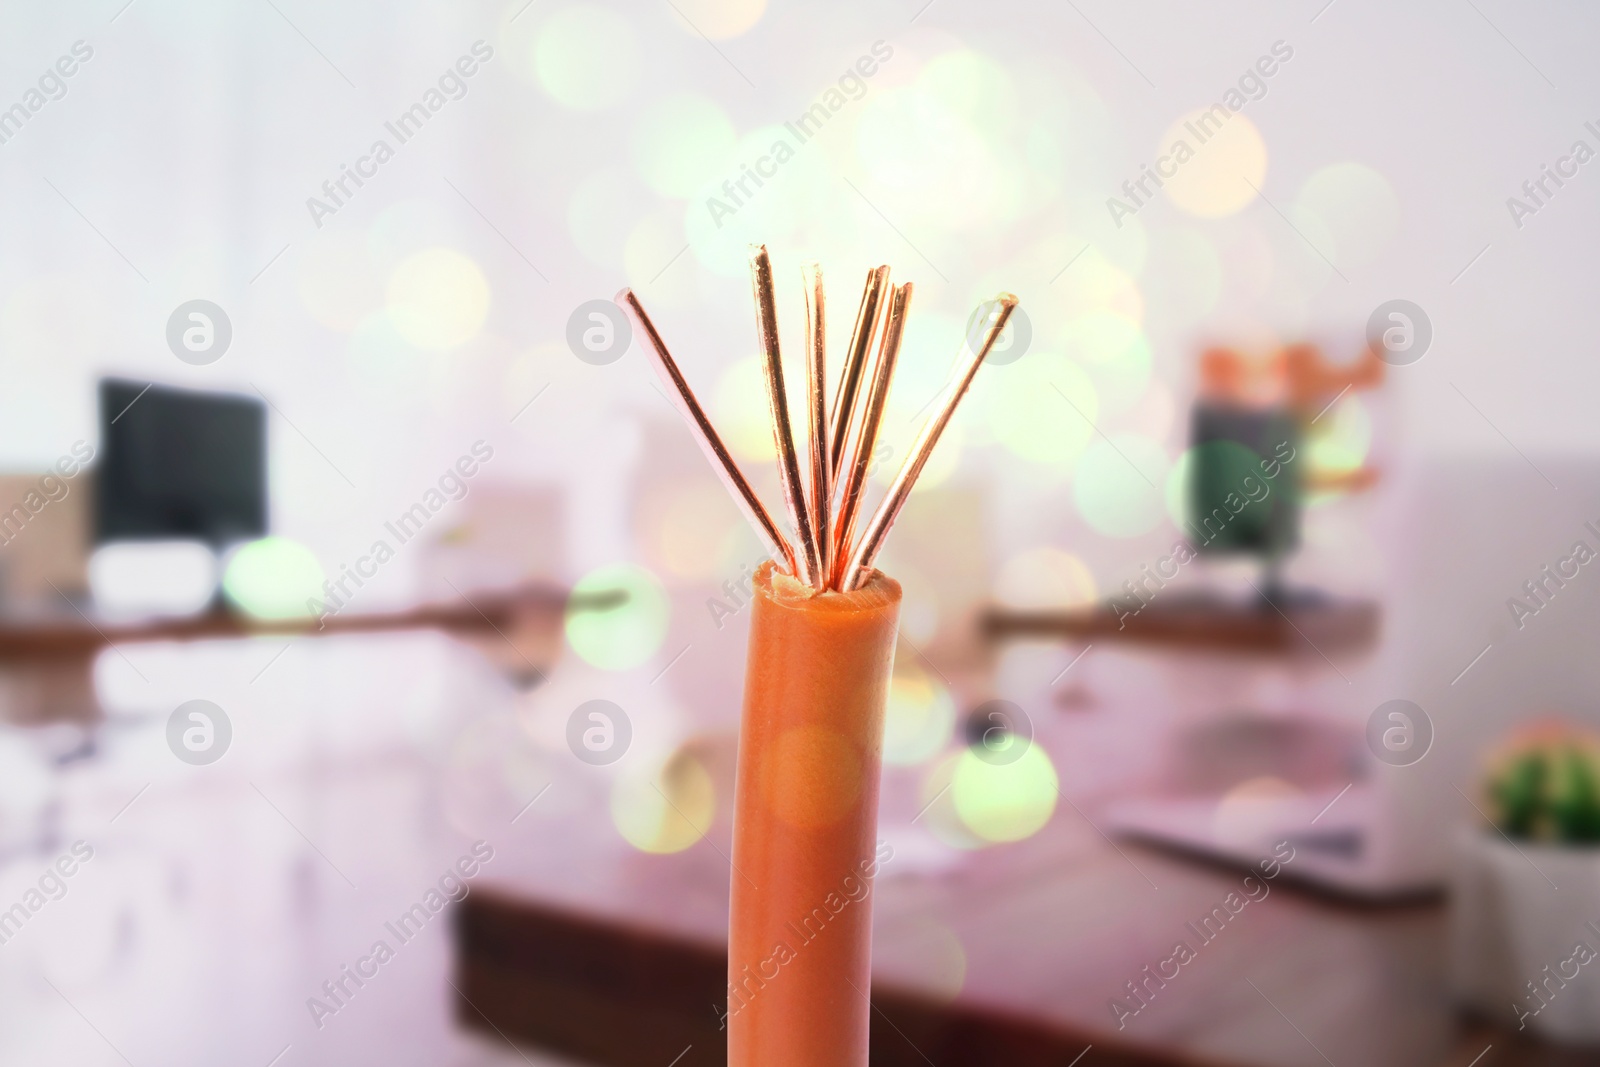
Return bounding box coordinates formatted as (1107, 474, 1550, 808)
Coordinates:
(1188, 403, 1301, 585)
(95, 379, 267, 546)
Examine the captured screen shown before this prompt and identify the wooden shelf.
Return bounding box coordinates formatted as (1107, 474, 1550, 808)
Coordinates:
(0, 583, 620, 661)
(980, 595, 1380, 657)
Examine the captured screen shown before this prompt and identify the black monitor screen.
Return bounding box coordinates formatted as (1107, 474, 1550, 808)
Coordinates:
(96, 379, 267, 546)
(1188, 403, 1300, 558)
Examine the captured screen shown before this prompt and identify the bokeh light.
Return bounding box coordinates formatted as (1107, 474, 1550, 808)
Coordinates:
(876, 423, 963, 494)
(623, 208, 696, 307)
(297, 231, 382, 333)
(386, 248, 490, 350)
(611, 747, 715, 853)
(568, 166, 651, 270)
(221, 537, 325, 619)
(984, 353, 1097, 467)
(1055, 249, 1145, 322)
(644, 480, 743, 581)
(856, 51, 1019, 231)
(632, 94, 736, 199)
(995, 547, 1096, 609)
(346, 311, 431, 397)
(534, 5, 640, 110)
(1212, 775, 1302, 848)
(565, 563, 671, 670)
(951, 743, 1058, 843)
(1293, 162, 1400, 270)
(715, 356, 778, 462)
(664, 0, 766, 39)
(367, 197, 454, 268)
(1138, 227, 1223, 333)
(1073, 435, 1169, 538)
(1159, 110, 1267, 219)
(685, 125, 808, 277)
(1059, 310, 1152, 417)
(883, 668, 956, 766)
(1305, 394, 1372, 505)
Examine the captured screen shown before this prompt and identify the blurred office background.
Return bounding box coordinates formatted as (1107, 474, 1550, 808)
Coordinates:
(2, 1, 1599, 1065)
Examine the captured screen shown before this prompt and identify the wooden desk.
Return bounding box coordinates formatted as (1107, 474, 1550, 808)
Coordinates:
(452, 789, 1564, 1067)
(980, 596, 1380, 658)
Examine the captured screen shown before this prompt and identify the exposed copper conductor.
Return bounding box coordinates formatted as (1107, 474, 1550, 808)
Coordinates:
(829, 282, 910, 590)
(614, 288, 798, 577)
(624, 249, 1019, 596)
(750, 245, 821, 587)
(840, 294, 1018, 590)
(802, 261, 832, 585)
(828, 266, 891, 481)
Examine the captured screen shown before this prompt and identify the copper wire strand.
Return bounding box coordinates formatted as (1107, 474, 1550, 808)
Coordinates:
(614, 288, 798, 577)
(802, 261, 831, 585)
(750, 246, 821, 587)
(841, 293, 1018, 591)
(829, 282, 911, 590)
(828, 266, 891, 482)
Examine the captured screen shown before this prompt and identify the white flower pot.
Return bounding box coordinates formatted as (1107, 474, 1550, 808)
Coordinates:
(1451, 827, 1600, 1043)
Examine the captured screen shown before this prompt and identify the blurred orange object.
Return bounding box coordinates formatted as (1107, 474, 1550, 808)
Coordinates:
(1283, 341, 1385, 414)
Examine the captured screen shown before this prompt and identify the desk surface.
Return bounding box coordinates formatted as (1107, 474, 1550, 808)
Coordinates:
(456, 775, 1558, 1067)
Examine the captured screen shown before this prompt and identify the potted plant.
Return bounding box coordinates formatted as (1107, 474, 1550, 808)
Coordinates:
(1452, 723, 1600, 1043)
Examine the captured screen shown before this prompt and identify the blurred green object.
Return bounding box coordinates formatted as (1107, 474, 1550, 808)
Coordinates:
(1484, 726, 1600, 844)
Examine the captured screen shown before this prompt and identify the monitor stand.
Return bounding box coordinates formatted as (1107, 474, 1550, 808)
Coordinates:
(1255, 556, 1327, 611)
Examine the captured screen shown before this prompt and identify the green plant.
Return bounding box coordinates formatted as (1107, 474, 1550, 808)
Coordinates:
(1485, 726, 1600, 844)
